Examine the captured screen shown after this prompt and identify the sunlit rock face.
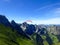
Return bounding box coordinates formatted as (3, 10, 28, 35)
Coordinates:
(46, 25, 60, 35)
(56, 25, 60, 35)
(47, 25, 57, 34)
(20, 22, 36, 35)
(20, 22, 27, 31)
(11, 21, 30, 39)
(35, 25, 39, 33)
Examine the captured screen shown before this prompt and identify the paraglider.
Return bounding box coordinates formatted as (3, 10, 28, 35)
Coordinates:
(25, 20, 33, 23)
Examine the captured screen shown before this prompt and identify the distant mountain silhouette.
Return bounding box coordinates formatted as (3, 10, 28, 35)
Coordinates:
(0, 15, 11, 27)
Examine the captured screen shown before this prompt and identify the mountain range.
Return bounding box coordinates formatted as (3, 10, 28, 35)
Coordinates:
(0, 15, 60, 45)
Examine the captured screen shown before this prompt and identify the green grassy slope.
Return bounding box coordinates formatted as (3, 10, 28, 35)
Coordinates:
(0, 24, 34, 45)
(31, 32, 60, 45)
(0, 24, 60, 45)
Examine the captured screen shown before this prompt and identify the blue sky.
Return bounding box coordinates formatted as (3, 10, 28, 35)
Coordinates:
(0, 0, 60, 24)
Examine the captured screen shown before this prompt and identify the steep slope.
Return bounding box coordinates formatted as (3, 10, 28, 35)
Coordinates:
(11, 20, 30, 39)
(20, 22, 36, 35)
(0, 15, 30, 39)
(0, 15, 11, 27)
(0, 24, 34, 45)
(0, 15, 60, 45)
(31, 27, 60, 45)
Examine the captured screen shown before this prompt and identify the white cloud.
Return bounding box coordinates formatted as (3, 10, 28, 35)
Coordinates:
(50, 8, 60, 17)
(30, 18, 60, 24)
(36, 3, 60, 11)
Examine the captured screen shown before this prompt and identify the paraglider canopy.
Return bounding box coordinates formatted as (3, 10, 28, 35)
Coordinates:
(25, 20, 32, 23)
(24, 20, 33, 24)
